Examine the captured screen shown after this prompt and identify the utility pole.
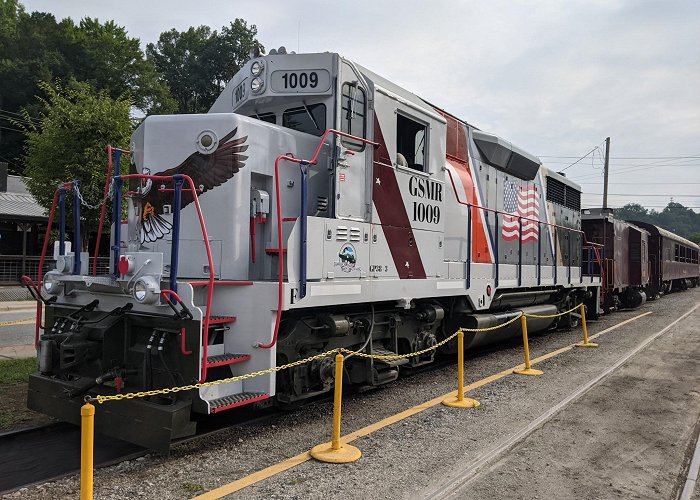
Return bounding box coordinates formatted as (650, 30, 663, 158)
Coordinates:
(602, 137, 611, 209)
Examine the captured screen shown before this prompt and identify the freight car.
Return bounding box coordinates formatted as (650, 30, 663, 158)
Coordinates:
(24, 48, 602, 451)
(582, 208, 649, 310)
(626, 221, 699, 297)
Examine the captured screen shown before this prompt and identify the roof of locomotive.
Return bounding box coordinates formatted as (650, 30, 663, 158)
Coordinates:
(628, 220, 700, 249)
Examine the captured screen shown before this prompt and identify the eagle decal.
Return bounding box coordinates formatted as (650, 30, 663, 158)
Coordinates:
(138, 127, 248, 244)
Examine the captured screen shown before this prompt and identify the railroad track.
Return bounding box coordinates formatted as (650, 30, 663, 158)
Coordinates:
(0, 423, 145, 493)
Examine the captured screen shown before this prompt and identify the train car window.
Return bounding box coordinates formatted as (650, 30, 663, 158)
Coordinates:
(282, 103, 326, 136)
(674, 244, 679, 261)
(340, 83, 366, 152)
(249, 112, 277, 124)
(396, 113, 427, 172)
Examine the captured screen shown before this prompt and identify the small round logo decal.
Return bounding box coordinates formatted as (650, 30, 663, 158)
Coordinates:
(338, 243, 357, 272)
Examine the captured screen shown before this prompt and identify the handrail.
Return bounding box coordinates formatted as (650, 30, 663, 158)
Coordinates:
(444, 167, 603, 285)
(258, 129, 379, 350)
(93, 146, 130, 276)
(34, 185, 71, 348)
(116, 173, 215, 383)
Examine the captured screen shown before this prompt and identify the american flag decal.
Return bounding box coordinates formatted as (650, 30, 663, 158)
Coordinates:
(502, 181, 539, 242)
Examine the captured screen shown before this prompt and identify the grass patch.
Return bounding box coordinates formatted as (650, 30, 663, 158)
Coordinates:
(182, 482, 204, 493)
(0, 357, 36, 385)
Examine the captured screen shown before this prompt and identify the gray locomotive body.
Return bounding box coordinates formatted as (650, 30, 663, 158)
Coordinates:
(27, 50, 602, 451)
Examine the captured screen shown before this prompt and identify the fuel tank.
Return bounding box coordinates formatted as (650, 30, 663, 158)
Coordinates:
(455, 304, 558, 350)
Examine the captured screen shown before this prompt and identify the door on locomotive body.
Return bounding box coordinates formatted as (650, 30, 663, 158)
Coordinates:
(334, 63, 370, 222)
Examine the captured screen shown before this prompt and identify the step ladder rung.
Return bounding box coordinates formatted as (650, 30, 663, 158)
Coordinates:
(208, 315, 236, 325)
(206, 353, 251, 368)
(210, 392, 269, 413)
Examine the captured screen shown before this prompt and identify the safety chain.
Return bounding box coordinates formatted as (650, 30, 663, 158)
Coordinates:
(74, 182, 107, 210)
(88, 304, 583, 404)
(91, 349, 338, 404)
(522, 303, 583, 319)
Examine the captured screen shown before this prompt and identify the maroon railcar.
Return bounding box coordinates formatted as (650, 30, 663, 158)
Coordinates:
(582, 208, 649, 310)
(628, 221, 699, 297)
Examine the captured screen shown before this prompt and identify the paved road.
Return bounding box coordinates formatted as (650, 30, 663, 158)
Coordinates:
(0, 307, 38, 358)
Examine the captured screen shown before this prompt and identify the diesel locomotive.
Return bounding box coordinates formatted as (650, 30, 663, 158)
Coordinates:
(25, 49, 608, 451)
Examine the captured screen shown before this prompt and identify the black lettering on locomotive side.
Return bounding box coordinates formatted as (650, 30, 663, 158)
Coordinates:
(408, 176, 443, 202)
(310, 72, 318, 87)
(412, 201, 441, 224)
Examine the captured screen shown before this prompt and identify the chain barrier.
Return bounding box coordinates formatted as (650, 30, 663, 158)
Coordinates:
(88, 303, 584, 404)
(521, 302, 583, 319)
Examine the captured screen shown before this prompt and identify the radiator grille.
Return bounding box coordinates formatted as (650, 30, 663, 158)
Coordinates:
(546, 177, 581, 211)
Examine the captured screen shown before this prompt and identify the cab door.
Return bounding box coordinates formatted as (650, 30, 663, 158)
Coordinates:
(335, 65, 370, 222)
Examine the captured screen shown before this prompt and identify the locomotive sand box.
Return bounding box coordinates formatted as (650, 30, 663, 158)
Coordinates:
(22, 49, 699, 451)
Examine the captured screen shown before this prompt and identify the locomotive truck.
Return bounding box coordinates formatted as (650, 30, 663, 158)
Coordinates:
(26, 49, 603, 451)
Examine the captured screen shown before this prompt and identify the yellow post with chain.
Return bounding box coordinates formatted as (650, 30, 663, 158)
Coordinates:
(80, 401, 95, 500)
(575, 303, 598, 348)
(442, 330, 480, 408)
(513, 315, 543, 376)
(310, 353, 361, 463)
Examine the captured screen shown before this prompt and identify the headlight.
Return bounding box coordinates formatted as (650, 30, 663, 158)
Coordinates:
(43, 272, 63, 296)
(250, 77, 264, 94)
(251, 60, 264, 76)
(132, 276, 160, 305)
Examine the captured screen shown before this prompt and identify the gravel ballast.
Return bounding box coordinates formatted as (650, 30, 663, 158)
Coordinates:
(3, 288, 699, 499)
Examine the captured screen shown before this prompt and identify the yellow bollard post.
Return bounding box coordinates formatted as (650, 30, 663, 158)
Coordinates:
(513, 315, 543, 376)
(309, 353, 361, 463)
(442, 330, 480, 408)
(80, 402, 95, 500)
(575, 303, 598, 348)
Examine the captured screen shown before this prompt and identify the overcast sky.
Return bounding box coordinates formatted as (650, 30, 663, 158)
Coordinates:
(22, 0, 700, 211)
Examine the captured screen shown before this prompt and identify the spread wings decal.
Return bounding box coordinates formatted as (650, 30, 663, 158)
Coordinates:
(138, 128, 248, 244)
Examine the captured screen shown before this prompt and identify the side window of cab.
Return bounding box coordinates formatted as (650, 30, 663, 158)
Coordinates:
(340, 82, 366, 151)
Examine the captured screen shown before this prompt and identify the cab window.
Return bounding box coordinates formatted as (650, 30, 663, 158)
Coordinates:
(282, 103, 326, 136)
(396, 113, 427, 172)
(340, 83, 366, 151)
(250, 112, 276, 124)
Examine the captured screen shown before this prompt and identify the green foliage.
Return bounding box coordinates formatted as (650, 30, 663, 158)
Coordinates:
(0, 2, 174, 170)
(146, 20, 262, 113)
(21, 81, 132, 247)
(615, 202, 700, 239)
(0, 357, 35, 385)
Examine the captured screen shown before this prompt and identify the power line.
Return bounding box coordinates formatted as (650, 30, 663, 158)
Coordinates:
(0, 125, 25, 133)
(558, 140, 607, 172)
(582, 193, 700, 197)
(542, 155, 700, 160)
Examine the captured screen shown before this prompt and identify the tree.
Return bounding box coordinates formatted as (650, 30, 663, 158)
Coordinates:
(0, 3, 175, 171)
(146, 20, 262, 113)
(21, 81, 132, 249)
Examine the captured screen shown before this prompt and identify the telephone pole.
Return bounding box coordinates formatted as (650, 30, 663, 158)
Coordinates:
(602, 137, 611, 209)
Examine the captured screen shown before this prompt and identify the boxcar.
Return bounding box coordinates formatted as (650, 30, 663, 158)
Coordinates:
(582, 208, 649, 310)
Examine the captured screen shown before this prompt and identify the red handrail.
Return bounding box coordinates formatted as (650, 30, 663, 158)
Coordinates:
(444, 167, 603, 277)
(118, 173, 214, 382)
(93, 146, 130, 276)
(160, 289, 192, 356)
(34, 187, 64, 348)
(257, 129, 378, 349)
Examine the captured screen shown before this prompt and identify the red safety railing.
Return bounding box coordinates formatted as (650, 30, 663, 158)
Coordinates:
(118, 173, 215, 382)
(445, 167, 603, 283)
(93, 145, 130, 276)
(257, 129, 378, 349)
(32, 183, 76, 347)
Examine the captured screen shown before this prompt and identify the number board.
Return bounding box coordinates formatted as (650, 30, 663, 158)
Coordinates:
(270, 69, 331, 93)
(233, 79, 247, 106)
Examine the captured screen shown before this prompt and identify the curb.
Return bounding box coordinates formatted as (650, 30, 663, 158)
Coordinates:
(0, 301, 37, 312)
